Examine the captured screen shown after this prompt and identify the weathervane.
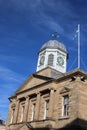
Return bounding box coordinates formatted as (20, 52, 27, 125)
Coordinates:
(52, 32, 59, 39)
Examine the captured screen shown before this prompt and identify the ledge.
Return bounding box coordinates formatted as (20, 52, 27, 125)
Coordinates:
(9, 118, 56, 126)
(58, 116, 69, 120)
(30, 118, 56, 123)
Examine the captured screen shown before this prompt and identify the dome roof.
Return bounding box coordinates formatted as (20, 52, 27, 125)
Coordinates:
(39, 40, 67, 52)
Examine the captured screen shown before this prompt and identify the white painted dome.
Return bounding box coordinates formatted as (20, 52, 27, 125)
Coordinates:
(39, 40, 67, 52)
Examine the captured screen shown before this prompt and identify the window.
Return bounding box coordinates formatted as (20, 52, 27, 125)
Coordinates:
(62, 95, 69, 117)
(31, 103, 36, 121)
(10, 109, 15, 123)
(20, 106, 24, 122)
(48, 54, 54, 66)
(44, 100, 49, 119)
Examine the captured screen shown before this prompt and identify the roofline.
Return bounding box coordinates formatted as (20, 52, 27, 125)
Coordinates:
(36, 66, 64, 75)
(32, 74, 53, 80)
(16, 68, 87, 95)
(38, 47, 68, 54)
(9, 68, 87, 99)
(9, 79, 54, 98)
(16, 72, 53, 93)
(9, 72, 54, 99)
(55, 68, 87, 82)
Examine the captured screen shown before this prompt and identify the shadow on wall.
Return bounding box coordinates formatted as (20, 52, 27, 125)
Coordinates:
(58, 118, 87, 130)
(32, 118, 87, 130)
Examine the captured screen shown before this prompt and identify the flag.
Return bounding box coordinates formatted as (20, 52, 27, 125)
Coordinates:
(73, 29, 78, 40)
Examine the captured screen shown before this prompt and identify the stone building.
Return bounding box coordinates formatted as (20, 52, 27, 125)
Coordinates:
(0, 119, 5, 130)
(6, 40, 87, 130)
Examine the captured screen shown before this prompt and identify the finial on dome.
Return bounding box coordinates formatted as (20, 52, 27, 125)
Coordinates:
(52, 32, 59, 39)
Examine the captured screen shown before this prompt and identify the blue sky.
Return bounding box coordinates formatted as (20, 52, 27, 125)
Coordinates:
(0, 0, 87, 121)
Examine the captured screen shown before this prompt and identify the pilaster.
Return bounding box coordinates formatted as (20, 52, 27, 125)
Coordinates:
(49, 88, 55, 118)
(14, 99, 20, 123)
(24, 96, 30, 122)
(34, 92, 41, 120)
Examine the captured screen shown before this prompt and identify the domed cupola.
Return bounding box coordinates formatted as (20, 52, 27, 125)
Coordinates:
(36, 40, 68, 73)
(40, 40, 67, 53)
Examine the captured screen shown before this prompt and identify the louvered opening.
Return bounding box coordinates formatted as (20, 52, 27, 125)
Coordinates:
(48, 54, 54, 66)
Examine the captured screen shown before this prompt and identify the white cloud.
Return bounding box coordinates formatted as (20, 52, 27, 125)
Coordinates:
(0, 65, 26, 120)
(0, 66, 25, 106)
(0, 0, 79, 37)
(3, 0, 75, 33)
(0, 54, 18, 63)
(10, 0, 41, 11)
(0, 66, 25, 83)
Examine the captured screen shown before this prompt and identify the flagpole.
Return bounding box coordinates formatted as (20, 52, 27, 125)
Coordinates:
(78, 24, 80, 68)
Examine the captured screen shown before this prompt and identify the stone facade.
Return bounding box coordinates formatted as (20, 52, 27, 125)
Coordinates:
(6, 68, 87, 130)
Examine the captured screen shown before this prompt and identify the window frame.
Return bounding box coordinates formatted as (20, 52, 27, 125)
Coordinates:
(48, 54, 54, 66)
(31, 103, 36, 121)
(46, 99, 49, 118)
(10, 109, 15, 124)
(62, 95, 69, 117)
(44, 99, 49, 119)
(20, 105, 25, 122)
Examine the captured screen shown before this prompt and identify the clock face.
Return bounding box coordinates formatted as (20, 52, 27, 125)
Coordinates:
(57, 56, 64, 66)
(40, 56, 45, 65)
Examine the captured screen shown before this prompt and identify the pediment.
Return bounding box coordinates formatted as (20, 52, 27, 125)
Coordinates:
(60, 87, 70, 94)
(16, 74, 50, 94)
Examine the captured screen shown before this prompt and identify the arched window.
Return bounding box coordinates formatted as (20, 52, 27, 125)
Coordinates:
(48, 54, 54, 66)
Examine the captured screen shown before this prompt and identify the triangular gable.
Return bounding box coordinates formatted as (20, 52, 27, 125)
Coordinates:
(16, 74, 52, 94)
